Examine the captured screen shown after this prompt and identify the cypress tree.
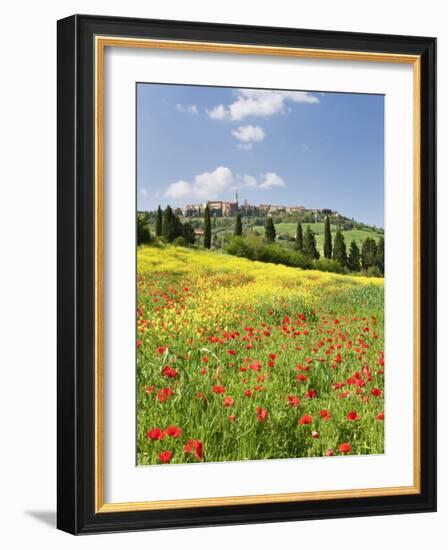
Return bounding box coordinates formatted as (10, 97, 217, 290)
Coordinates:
(204, 204, 211, 249)
(323, 216, 332, 259)
(155, 205, 162, 237)
(303, 225, 320, 259)
(361, 237, 378, 271)
(265, 217, 276, 243)
(347, 240, 361, 272)
(182, 222, 196, 244)
(295, 221, 303, 252)
(333, 230, 347, 267)
(162, 205, 175, 241)
(235, 213, 243, 236)
(376, 236, 384, 275)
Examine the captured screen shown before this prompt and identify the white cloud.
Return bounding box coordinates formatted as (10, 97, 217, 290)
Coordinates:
(232, 125, 266, 149)
(207, 89, 319, 121)
(259, 172, 286, 189)
(176, 103, 198, 114)
(206, 104, 227, 120)
(164, 167, 286, 201)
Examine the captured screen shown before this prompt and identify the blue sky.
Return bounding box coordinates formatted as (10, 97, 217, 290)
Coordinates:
(137, 83, 384, 227)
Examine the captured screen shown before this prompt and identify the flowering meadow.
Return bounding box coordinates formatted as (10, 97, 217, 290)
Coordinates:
(137, 245, 384, 465)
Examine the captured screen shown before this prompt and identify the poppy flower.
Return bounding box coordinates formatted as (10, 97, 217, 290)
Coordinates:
(320, 409, 331, 421)
(212, 385, 225, 394)
(159, 450, 172, 463)
(347, 411, 360, 421)
(184, 439, 203, 459)
(244, 389, 252, 397)
(376, 412, 385, 421)
(288, 395, 300, 407)
(326, 449, 334, 456)
(256, 407, 268, 423)
(306, 389, 317, 399)
(339, 442, 352, 454)
(228, 349, 236, 356)
(311, 431, 320, 439)
(162, 365, 178, 378)
(156, 346, 168, 355)
(223, 396, 234, 407)
(147, 427, 165, 441)
(165, 425, 182, 437)
(299, 414, 313, 425)
(296, 374, 308, 382)
(250, 360, 262, 371)
(371, 387, 382, 397)
(269, 353, 277, 360)
(228, 415, 237, 422)
(157, 387, 174, 403)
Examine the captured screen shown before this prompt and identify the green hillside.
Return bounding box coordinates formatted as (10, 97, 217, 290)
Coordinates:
(252, 222, 383, 254)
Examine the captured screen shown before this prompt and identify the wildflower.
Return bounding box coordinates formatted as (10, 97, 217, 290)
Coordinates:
(223, 396, 234, 407)
(288, 395, 300, 407)
(165, 425, 182, 437)
(347, 411, 360, 421)
(339, 442, 352, 454)
(147, 427, 165, 441)
(299, 414, 313, 425)
(162, 365, 178, 378)
(184, 439, 203, 459)
(212, 385, 225, 394)
(159, 450, 172, 463)
(256, 407, 268, 423)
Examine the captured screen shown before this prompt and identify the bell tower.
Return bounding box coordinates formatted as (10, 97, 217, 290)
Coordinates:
(234, 190, 238, 206)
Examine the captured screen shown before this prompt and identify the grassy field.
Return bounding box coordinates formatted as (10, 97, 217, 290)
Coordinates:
(137, 245, 384, 465)
(252, 222, 383, 253)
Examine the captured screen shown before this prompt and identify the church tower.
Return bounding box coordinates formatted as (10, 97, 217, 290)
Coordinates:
(234, 190, 239, 206)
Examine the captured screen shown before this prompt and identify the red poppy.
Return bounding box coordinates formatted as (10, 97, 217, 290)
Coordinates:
(256, 407, 268, 423)
(288, 395, 300, 407)
(306, 389, 317, 398)
(326, 449, 334, 456)
(156, 346, 168, 355)
(228, 349, 236, 356)
(165, 425, 182, 437)
(228, 415, 237, 422)
(299, 414, 313, 425)
(339, 442, 352, 454)
(250, 360, 262, 371)
(311, 431, 320, 439)
(184, 439, 203, 459)
(162, 365, 178, 378)
(320, 409, 331, 420)
(159, 450, 172, 463)
(212, 385, 225, 394)
(223, 396, 234, 407)
(347, 411, 360, 421)
(157, 387, 174, 403)
(296, 374, 308, 382)
(201, 356, 209, 363)
(244, 389, 252, 397)
(376, 412, 385, 421)
(269, 353, 277, 360)
(371, 387, 382, 397)
(147, 427, 165, 441)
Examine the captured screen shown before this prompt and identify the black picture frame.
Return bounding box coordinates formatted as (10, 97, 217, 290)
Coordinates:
(57, 14, 436, 534)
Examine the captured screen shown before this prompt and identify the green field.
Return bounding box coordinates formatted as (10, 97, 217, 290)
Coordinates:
(252, 222, 383, 253)
(137, 245, 384, 465)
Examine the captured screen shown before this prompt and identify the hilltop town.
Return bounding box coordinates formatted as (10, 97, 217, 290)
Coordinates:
(179, 192, 340, 219)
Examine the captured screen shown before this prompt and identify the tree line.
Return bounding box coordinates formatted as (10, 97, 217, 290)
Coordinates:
(262, 215, 383, 275)
(137, 205, 196, 246)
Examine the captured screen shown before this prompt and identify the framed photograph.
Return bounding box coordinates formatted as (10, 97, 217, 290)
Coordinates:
(57, 14, 436, 534)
